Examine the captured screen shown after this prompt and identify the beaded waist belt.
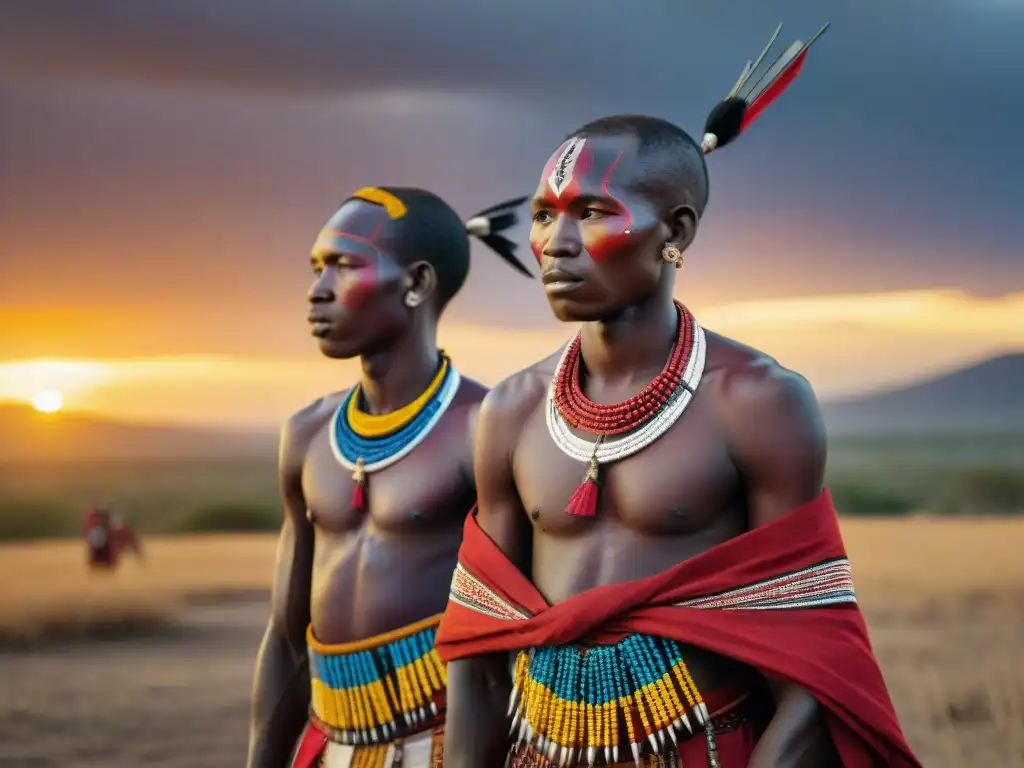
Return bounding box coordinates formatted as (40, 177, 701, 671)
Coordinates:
(307, 615, 446, 746)
(508, 635, 742, 767)
(509, 699, 750, 768)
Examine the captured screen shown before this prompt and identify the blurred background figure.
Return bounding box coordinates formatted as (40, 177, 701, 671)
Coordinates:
(0, 1, 1020, 766)
(84, 505, 143, 570)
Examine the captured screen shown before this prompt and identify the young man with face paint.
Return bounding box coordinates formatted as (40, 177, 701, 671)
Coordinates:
(437, 26, 920, 768)
(245, 186, 530, 768)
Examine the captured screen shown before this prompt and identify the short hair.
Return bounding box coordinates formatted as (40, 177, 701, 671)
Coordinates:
(568, 115, 710, 217)
(374, 186, 471, 308)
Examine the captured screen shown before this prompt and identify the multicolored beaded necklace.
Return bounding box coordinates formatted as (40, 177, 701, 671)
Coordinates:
(329, 351, 461, 511)
(546, 301, 706, 517)
(535, 305, 719, 765)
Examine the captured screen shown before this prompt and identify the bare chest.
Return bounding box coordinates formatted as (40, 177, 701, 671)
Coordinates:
(513, 396, 742, 537)
(302, 410, 475, 534)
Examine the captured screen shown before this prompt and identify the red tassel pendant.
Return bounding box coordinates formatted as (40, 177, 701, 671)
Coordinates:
(351, 457, 366, 512)
(565, 451, 600, 518)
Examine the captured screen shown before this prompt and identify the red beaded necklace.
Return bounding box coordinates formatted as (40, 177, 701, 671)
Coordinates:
(553, 301, 695, 435)
(553, 301, 696, 518)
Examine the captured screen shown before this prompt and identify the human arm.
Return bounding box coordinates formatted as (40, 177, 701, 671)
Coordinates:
(458, 397, 483, 491)
(246, 414, 317, 768)
(444, 380, 536, 768)
(720, 363, 841, 767)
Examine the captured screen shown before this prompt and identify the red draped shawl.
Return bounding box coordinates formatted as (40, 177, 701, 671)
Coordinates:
(436, 490, 920, 768)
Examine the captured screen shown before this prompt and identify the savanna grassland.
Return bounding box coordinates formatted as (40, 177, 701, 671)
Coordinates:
(3, 434, 1023, 542)
(1, 436, 1022, 766)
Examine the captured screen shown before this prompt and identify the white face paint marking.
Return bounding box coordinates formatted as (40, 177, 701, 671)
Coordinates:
(547, 137, 587, 198)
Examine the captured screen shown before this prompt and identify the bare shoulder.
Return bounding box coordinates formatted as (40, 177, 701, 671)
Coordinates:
(480, 346, 562, 430)
(450, 376, 489, 428)
(450, 376, 490, 473)
(453, 375, 489, 409)
(702, 331, 827, 523)
(280, 390, 348, 470)
(702, 330, 826, 462)
(472, 352, 561, 562)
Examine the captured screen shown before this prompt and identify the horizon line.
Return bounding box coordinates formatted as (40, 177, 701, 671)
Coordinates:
(2, 346, 1020, 433)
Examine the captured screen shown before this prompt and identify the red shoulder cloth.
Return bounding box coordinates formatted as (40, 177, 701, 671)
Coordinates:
(436, 489, 920, 768)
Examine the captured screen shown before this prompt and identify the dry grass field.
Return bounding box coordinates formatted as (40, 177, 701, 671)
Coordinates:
(0, 535, 277, 647)
(1, 519, 1022, 766)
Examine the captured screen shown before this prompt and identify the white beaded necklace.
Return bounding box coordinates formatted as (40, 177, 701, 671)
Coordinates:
(546, 321, 706, 465)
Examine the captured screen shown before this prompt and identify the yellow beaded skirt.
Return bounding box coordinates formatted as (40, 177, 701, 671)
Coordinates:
(306, 615, 447, 748)
(506, 635, 757, 767)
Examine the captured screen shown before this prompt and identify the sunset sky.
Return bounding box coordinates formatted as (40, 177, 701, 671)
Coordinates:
(1, 0, 1021, 429)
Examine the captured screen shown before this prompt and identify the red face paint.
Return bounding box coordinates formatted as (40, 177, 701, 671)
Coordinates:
(334, 252, 380, 311)
(587, 151, 635, 263)
(310, 200, 399, 311)
(530, 136, 644, 265)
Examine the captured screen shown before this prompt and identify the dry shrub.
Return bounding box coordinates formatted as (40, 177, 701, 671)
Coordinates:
(0, 499, 76, 541)
(829, 480, 921, 516)
(936, 467, 1024, 515)
(167, 501, 280, 534)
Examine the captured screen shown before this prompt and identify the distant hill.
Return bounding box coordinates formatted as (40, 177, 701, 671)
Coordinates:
(0, 405, 278, 463)
(822, 353, 1024, 437)
(2, 352, 1022, 461)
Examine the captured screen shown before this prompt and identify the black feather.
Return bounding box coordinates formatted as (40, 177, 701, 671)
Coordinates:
(470, 195, 529, 219)
(480, 233, 533, 278)
(703, 97, 747, 149)
(485, 212, 518, 234)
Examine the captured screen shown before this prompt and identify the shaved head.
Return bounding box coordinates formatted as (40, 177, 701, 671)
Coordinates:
(568, 114, 710, 218)
(357, 186, 472, 309)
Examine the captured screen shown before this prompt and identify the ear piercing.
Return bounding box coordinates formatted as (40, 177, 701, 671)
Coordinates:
(662, 245, 684, 269)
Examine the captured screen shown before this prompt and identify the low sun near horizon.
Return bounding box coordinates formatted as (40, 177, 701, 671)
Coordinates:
(31, 389, 64, 415)
(1, 288, 1022, 429)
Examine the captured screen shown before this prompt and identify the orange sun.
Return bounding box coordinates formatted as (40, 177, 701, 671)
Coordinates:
(31, 389, 64, 414)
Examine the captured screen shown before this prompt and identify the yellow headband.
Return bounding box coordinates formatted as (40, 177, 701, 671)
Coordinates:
(351, 187, 407, 219)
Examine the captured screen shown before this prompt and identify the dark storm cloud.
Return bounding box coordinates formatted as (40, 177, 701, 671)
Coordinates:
(0, 81, 573, 349)
(2, 0, 1019, 105)
(0, 0, 826, 97)
(0, 0, 1022, 358)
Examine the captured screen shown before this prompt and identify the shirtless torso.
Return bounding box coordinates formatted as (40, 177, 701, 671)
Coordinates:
(444, 123, 840, 767)
(462, 329, 830, 709)
(247, 185, 530, 768)
(293, 379, 482, 644)
(248, 376, 483, 767)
